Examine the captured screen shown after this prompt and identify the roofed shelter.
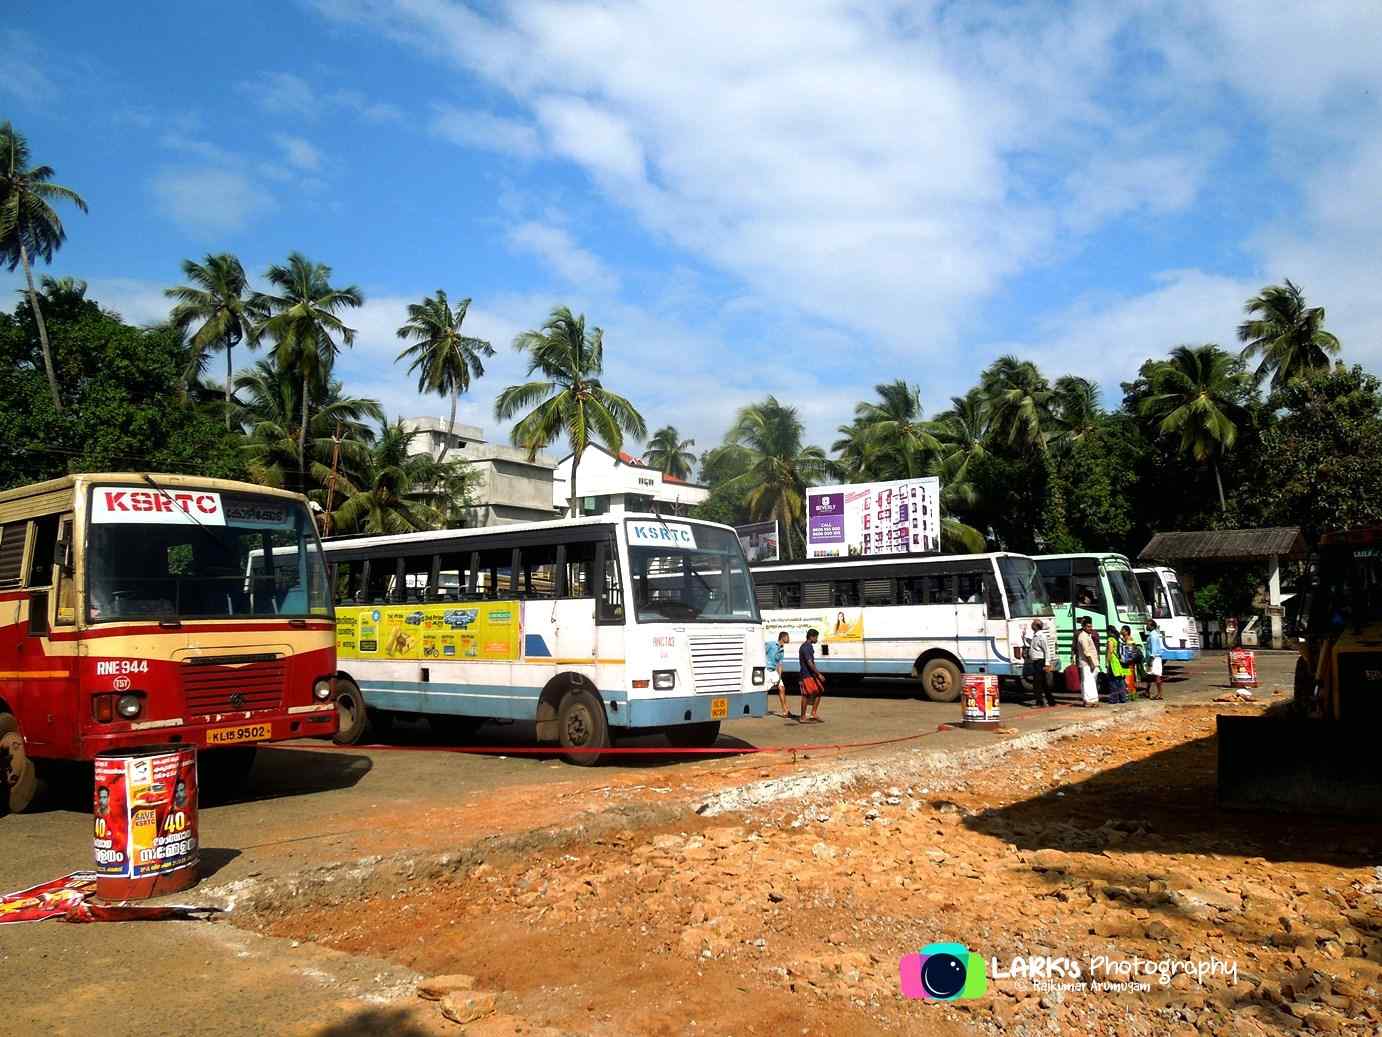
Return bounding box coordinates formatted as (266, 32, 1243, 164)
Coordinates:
(1139, 528, 1307, 649)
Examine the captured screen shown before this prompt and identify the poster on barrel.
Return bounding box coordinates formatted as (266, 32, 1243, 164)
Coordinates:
(806, 477, 941, 559)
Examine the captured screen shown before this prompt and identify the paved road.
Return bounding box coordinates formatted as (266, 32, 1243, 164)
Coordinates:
(1, 650, 1295, 1037)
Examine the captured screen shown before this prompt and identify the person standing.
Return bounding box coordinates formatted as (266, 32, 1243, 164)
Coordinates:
(799, 628, 825, 723)
(1075, 616, 1100, 707)
(765, 630, 790, 717)
(1023, 618, 1058, 707)
(1105, 626, 1131, 704)
(1144, 620, 1167, 699)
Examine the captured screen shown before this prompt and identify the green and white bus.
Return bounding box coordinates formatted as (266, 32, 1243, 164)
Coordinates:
(1034, 553, 1150, 664)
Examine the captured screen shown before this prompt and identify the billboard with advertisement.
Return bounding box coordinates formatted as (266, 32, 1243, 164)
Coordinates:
(735, 520, 780, 562)
(805, 477, 941, 559)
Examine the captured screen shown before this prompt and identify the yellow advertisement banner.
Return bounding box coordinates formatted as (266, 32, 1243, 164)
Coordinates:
(767, 608, 864, 644)
(336, 603, 521, 662)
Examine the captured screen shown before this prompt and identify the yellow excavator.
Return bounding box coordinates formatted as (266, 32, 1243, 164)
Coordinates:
(1218, 525, 1382, 815)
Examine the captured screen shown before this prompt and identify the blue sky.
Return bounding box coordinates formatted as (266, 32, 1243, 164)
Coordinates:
(5, 1, 1381, 454)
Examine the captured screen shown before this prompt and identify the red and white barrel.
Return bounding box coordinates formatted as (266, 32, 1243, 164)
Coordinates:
(962, 674, 1001, 728)
(93, 745, 199, 901)
(1227, 648, 1258, 689)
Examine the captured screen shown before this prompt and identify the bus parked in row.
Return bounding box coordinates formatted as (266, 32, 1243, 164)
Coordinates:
(0, 474, 338, 813)
(749, 552, 1053, 701)
(322, 515, 767, 764)
(1035, 553, 1149, 664)
(1134, 565, 1200, 661)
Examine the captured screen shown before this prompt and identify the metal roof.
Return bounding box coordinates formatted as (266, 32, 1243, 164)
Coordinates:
(1138, 528, 1307, 563)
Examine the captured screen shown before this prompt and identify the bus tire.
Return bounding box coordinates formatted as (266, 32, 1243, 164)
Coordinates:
(666, 721, 721, 748)
(1, 712, 40, 814)
(1293, 657, 1314, 716)
(920, 658, 963, 703)
(333, 677, 370, 745)
(558, 688, 609, 766)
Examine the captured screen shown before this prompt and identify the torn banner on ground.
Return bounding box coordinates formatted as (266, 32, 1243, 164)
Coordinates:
(0, 871, 220, 924)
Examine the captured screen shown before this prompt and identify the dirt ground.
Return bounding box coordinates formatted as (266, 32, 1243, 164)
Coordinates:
(248, 696, 1382, 1037)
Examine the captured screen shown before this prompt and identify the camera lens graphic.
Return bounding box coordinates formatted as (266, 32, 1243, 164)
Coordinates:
(921, 953, 968, 999)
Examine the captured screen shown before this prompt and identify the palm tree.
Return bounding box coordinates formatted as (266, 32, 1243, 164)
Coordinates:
(166, 253, 259, 425)
(495, 306, 646, 517)
(0, 122, 88, 412)
(332, 419, 446, 534)
(396, 290, 494, 462)
(254, 253, 363, 490)
(933, 389, 989, 491)
(980, 355, 1052, 452)
(1237, 279, 1341, 390)
(1139, 344, 1246, 510)
(1047, 376, 1102, 452)
(234, 359, 382, 496)
(831, 417, 882, 481)
(643, 426, 697, 480)
(851, 379, 941, 478)
(720, 397, 830, 559)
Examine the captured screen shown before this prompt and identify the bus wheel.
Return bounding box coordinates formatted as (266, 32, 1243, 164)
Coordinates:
(558, 688, 609, 766)
(333, 678, 370, 745)
(666, 721, 721, 748)
(1, 712, 40, 814)
(1293, 657, 1315, 716)
(920, 658, 962, 703)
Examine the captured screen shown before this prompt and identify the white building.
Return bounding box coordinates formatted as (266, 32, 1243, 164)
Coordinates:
(552, 443, 709, 517)
(401, 417, 559, 526)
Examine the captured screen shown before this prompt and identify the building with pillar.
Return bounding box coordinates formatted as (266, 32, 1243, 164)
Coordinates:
(1138, 527, 1307, 649)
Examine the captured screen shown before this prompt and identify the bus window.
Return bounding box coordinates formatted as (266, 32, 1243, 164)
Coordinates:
(400, 555, 431, 602)
(28, 515, 58, 587)
(1106, 568, 1145, 613)
(595, 540, 623, 622)
(832, 580, 860, 607)
(1038, 560, 1072, 605)
(802, 582, 832, 608)
(562, 541, 598, 599)
(957, 572, 986, 605)
(54, 516, 76, 625)
(363, 558, 395, 602)
(0, 520, 25, 588)
(862, 577, 893, 606)
(521, 544, 560, 598)
(754, 582, 777, 610)
(778, 582, 802, 608)
(903, 573, 954, 604)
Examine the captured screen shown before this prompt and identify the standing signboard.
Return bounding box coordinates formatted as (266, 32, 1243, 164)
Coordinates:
(735, 520, 780, 562)
(805, 477, 940, 559)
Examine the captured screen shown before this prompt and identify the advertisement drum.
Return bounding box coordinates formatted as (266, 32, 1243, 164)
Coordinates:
(962, 674, 1001, 727)
(93, 745, 199, 901)
(1227, 648, 1258, 689)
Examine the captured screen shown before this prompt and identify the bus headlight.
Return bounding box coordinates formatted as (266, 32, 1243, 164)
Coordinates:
(313, 678, 335, 702)
(752, 667, 766, 686)
(116, 694, 143, 720)
(652, 670, 676, 691)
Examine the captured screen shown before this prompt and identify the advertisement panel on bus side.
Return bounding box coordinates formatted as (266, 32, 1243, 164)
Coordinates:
(336, 602, 521, 662)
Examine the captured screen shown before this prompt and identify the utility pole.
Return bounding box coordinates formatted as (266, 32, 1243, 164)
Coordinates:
(323, 420, 343, 536)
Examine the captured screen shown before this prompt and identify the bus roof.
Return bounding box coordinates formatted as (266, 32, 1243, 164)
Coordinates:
(322, 512, 738, 553)
(0, 473, 310, 525)
(1035, 552, 1133, 563)
(750, 550, 1030, 572)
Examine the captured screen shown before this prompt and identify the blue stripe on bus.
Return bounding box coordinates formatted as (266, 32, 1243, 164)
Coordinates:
(356, 679, 764, 727)
(781, 658, 1020, 678)
(523, 634, 552, 657)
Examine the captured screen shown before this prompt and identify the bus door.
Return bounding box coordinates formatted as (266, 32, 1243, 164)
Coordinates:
(1073, 558, 1108, 655)
(955, 569, 996, 669)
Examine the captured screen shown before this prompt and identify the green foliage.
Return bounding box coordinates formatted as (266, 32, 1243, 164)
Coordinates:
(1237, 279, 1340, 390)
(643, 425, 697, 480)
(396, 290, 494, 463)
(1234, 365, 1382, 542)
(0, 297, 246, 489)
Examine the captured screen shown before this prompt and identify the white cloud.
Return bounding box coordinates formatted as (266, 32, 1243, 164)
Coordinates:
(331, 87, 403, 123)
(239, 72, 319, 119)
(159, 132, 235, 165)
(150, 167, 273, 235)
(429, 105, 542, 158)
(506, 222, 620, 294)
(0, 30, 58, 106)
(273, 133, 323, 172)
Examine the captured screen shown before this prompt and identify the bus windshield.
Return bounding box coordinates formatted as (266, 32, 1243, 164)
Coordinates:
(998, 556, 1053, 617)
(1106, 567, 1148, 614)
(1166, 578, 1193, 618)
(627, 521, 759, 624)
(87, 487, 330, 621)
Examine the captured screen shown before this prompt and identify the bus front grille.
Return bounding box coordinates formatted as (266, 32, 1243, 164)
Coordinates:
(689, 636, 745, 694)
(181, 656, 286, 717)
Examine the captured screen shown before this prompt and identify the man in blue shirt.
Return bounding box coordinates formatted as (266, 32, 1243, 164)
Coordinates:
(765, 631, 790, 717)
(1144, 620, 1166, 700)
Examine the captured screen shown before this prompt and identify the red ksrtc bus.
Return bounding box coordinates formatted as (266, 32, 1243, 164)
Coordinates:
(0, 474, 337, 813)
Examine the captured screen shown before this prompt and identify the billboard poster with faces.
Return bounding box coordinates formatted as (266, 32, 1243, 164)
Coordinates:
(805, 477, 941, 559)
